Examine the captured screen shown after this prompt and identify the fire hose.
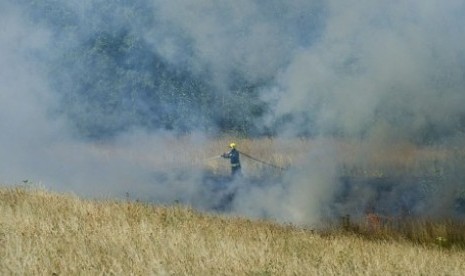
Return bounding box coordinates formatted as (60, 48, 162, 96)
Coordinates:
(205, 151, 287, 171)
(238, 150, 287, 171)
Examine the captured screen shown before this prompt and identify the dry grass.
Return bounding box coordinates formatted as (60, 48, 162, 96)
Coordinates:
(1, 186, 465, 275)
(219, 137, 455, 177)
(335, 214, 465, 250)
(91, 135, 461, 178)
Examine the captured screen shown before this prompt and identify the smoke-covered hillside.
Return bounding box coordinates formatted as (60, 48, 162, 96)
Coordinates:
(5, 0, 465, 141)
(8, 0, 323, 138)
(2, 0, 465, 225)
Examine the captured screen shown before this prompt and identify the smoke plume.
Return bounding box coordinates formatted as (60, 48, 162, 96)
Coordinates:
(1, 0, 465, 226)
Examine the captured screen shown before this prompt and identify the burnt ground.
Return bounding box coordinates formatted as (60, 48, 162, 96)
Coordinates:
(149, 168, 465, 219)
(213, 173, 465, 218)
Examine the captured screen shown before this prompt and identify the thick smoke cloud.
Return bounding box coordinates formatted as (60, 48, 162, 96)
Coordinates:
(2, 0, 465, 226)
(147, 0, 323, 89)
(0, 3, 60, 183)
(272, 0, 465, 140)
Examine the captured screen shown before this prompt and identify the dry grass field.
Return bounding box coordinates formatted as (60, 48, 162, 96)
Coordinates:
(1, 186, 465, 275)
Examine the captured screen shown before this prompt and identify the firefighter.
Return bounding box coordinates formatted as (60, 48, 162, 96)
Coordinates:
(221, 142, 241, 177)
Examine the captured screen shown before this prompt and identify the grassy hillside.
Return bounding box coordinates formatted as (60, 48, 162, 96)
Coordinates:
(1, 186, 465, 275)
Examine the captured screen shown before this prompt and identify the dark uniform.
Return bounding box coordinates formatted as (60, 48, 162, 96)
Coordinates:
(222, 147, 241, 177)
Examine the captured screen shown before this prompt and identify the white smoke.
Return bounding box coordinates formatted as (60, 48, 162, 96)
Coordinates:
(2, 0, 465, 226)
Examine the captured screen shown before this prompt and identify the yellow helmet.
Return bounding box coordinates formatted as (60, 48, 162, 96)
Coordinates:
(229, 143, 236, 149)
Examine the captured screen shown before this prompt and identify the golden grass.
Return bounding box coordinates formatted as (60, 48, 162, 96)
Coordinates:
(1, 186, 465, 275)
(334, 214, 465, 250)
(90, 135, 460, 178)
